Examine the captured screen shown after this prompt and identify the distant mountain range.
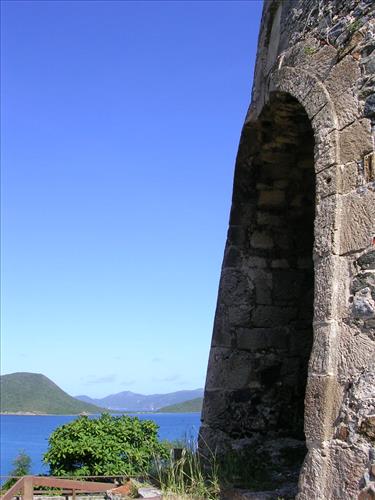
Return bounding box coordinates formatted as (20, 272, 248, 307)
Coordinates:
(0, 372, 105, 415)
(76, 388, 204, 412)
(158, 397, 203, 413)
(0, 371, 204, 414)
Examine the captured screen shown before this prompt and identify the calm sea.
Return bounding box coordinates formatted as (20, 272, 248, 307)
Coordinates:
(0, 413, 201, 481)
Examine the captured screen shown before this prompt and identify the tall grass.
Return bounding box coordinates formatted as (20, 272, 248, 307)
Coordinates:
(153, 439, 220, 499)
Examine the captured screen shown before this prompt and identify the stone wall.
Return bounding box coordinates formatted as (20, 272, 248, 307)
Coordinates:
(200, 1, 375, 498)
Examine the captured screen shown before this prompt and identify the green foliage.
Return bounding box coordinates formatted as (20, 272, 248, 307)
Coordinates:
(158, 397, 203, 413)
(2, 451, 31, 491)
(348, 20, 361, 33)
(43, 413, 169, 477)
(303, 46, 317, 55)
(1, 372, 104, 414)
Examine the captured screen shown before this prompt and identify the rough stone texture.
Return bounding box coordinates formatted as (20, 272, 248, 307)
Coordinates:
(200, 0, 375, 498)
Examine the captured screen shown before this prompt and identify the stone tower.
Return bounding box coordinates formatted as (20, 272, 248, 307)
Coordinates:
(200, 0, 375, 498)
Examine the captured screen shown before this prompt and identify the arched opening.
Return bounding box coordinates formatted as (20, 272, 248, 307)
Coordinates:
(248, 91, 315, 440)
(234, 91, 315, 490)
(203, 91, 316, 492)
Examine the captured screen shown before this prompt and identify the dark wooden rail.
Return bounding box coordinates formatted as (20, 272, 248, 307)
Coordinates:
(1, 476, 115, 500)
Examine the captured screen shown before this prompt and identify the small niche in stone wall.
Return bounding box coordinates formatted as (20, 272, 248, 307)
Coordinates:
(363, 152, 375, 183)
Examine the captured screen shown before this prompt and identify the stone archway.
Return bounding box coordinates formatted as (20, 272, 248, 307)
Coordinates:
(242, 90, 316, 451)
(202, 90, 317, 493)
(201, 69, 343, 496)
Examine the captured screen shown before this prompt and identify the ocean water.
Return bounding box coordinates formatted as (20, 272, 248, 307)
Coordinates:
(0, 413, 201, 481)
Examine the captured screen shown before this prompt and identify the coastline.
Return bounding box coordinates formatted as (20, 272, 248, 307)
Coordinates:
(0, 412, 95, 416)
(0, 411, 201, 416)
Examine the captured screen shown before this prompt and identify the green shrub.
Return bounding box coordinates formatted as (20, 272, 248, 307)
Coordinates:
(43, 413, 168, 477)
(2, 451, 31, 491)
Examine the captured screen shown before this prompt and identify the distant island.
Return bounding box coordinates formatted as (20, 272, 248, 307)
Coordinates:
(158, 397, 203, 413)
(0, 372, 105, 415)
(1, 372, 204, 414)
(76, 388, 204, 412)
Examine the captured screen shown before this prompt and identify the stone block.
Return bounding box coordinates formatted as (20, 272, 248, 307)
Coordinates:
(312, 101, 338, 137)
(223, 245, 242, 268)
(313, 255, 349, 323)
(340, 162, 359, 194)
(227, 225, 248, 246)
(236, 327, 289, 351)
(257, 212, 284, 227)
(251, 305, 297, 328)
(205, 347, 257, 390)
(339, 191, 375, 255)
(316, 164, 339, 200)
(358, 250, 375, 270)
(270, 66, 317, 105)
(271, 258, 289, 268)
(138, 487, 162, 498)
(334, 90, 361, 131)
(314, 130, 339, 173)
(302, 83, 329, 118)
(283, 42, 337, 81)
(364, 93, 375, 119)
(251, 269, 272, 305)
(220, 269, 254, 307)
(325, 56, 361, 130)
(250, 230, 274, 249)
(198, 424, 232, 457)
(304, 374, 342, 444)
(258, 190, 285, 208)
(297, 446, 329, 500)
(337, 324, 375, 380)
(351, 271, 375, 294)
(314, 195, 340, 257)
(243, 256, 267, 269)
(322, 442, 371, 500)
(308, 322, 339, 376)
(339, 119, 373, 164)
(211, 302, 231, 348)
(201, 389, 229, 427)
(228, 303, 252, 327)
(229, 199, 257, 226)
(272, 269, 305, 303)
(352, 287, 375, 319)
(359, 414, 375, 439)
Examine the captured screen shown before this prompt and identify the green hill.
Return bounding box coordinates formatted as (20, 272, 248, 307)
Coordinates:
(0, 372, 105, 415)
(158, 397, 203, 413)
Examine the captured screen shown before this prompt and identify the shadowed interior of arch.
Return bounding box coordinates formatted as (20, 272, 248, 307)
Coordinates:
(250, 91, 315, 441)
(228, 91, 316, 488)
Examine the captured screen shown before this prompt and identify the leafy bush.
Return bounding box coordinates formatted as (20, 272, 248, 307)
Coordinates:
(43, 413, 168, 477)
(2, 451, 31, 491)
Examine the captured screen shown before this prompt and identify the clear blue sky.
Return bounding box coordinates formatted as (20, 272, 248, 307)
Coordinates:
(1, 0, 262, 398)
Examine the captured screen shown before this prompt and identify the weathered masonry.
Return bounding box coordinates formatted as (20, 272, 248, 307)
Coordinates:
(200, 1, 375, 498)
